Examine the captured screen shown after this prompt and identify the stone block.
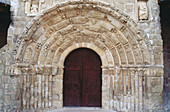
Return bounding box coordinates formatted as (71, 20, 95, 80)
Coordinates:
(145, 77, 163, 93)
(144, 92, 163, 110)
(154, 68, 164, 77)
(151, 77, 163, 86)
(4, 95, 11, 105)
(102, 100, 109, 109)
(13, 28, 22, 37)
(17, 2, 26, 16)
(102, 92, 110, 100)
(52, 94, 60, 100)
(52, 100, 62, 108)
(152, 85, 163, 93)
(53, 81, 63, 88)
(155, 58, 163, 65)
(53, 75, 63, 81)
(49, 9, 58, 17)
(154, 46, 163, 52)
(144, 68, 164, 77)
(102, 75, 110, 87)
(14, 21, 27, 28)
(124, 4, 134, 13)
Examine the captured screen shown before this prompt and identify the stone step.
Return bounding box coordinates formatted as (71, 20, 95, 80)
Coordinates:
(45, 108, 117, 112)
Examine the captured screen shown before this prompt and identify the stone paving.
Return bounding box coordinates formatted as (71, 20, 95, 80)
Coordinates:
(45, 108, 117, 112)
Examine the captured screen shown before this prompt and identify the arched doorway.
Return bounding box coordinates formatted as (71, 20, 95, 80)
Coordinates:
(63, 48, 102, 107)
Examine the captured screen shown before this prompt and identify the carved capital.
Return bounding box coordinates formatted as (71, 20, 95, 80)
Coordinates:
(11, 65, 22, 76)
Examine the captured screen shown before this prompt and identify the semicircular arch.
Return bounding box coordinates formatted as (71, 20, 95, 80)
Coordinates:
(57, 43, 110, 67)
(13, 1, 152, 67)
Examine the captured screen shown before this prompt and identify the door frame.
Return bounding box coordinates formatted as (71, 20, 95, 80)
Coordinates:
(63, 48, 102, 107)
(54, 43, 114, 109)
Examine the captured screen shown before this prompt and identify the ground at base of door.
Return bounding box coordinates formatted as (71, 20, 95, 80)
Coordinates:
(45, 107, 117, 112)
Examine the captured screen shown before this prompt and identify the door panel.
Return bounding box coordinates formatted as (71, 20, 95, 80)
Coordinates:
(63, 48, 101, 107)
(64, 70, 81, 106)
(82, 70, 101, 106)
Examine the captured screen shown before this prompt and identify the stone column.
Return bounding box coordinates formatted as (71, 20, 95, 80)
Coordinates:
(101, 66, 110, 109)
(52, 66, 63, 109)
(108, 67, 114, 110)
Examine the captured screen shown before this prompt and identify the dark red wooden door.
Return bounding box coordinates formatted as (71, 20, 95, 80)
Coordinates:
(63, 48, 102, 107)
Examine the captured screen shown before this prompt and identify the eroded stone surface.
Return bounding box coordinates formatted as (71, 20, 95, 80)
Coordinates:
(0, 0, 165, 112)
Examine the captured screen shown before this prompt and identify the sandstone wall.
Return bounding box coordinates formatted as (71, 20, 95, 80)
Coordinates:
(0, 0, 164, 112)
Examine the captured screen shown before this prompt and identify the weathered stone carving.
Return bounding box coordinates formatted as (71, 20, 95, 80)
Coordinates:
(23, 0, 52, 16)
(10, 65, 21, 75)
(23, 47, 33, 63)
(24, 0, 31, 14)
(36, 43, 42, 50)
(21, 66, 29, 74)
(52, 67, 58, 75)
(7, 1, 163, 112)
(138, 0, 149, 21)
(30, 4, 38, 13)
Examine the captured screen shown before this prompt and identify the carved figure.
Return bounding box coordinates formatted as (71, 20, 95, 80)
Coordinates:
(24, 0, 57, 15)
(24, 48, 32, 63)
(39, 0, 45, 12)
(24, 0, 31, 14)
(24, 0, 39, 15)
(138, 1, 148, 21)
(30, 4, 39, 13)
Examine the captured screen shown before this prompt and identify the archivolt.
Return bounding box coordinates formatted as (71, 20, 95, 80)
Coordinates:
(13, 1, 152, 67)
(57, 43, 109, 67)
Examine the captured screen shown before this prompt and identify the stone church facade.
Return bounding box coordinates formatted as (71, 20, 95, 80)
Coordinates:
(0, 0, 164, 112)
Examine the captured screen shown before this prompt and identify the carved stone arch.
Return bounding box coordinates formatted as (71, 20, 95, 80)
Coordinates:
(23, 44, 34, 64)
(58, 43, 110, 67)
(13, 1, 152, 66)
(38, 33, 115, 67)
(11, 1, 156, 111)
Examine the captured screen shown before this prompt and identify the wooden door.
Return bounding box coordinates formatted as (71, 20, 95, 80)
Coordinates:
(63, 48, 102, 107)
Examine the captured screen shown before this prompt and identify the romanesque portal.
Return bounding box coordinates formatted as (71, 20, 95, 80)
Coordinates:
(0, 1, 164, 112)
